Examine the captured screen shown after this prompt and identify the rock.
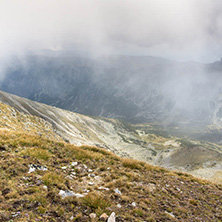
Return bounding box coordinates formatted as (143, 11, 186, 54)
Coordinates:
(117, 204, 121, 208)
(71, 162, 78, 166)
(165, 211, 175, 218)
(108, 212, 116, 222)
(83, 189, 90, 193)
(59, 190, 75, 198)
(59, 190, 86, 199)
(114, 188, 121, 195)
(70, 216, 74, 220)
(61, 166, 67, 170)
(28, 164, 47, 173)
(98, 186, 110, 191)
(11, 211, 21, 217)
(89, 173, 96, 177)
(88, 169, 93, 172)
(88, 182, 94, 186)
(100, 213, 108, 221)
(73, 193, 86, 198)
(83, 164, 88, 169)
(43, 185, 48, 190)
(66, 175, 73, 180)
(132, 202, 137, 207)
(89, 213, 96, 221)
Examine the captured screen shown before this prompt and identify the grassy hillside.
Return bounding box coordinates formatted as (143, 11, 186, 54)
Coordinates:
(0, 103, 222, 221)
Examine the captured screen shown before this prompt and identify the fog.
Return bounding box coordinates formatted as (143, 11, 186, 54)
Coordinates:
(0, 0, 222, 62)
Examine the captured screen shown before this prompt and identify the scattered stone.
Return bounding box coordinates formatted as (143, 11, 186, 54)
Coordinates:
(71, 162, 78, 166)
(28, 164, 47, 173)
(70, 216, 74, 220)
(23, 176, 30, 181)
(59, 190, 86, 199)
(107, 167, 110, 170)
(117, 204, 121, 208)
(132, 202, 137, 207)
(83, 189, 90, 193)
(66, 175, 73, 180)
(83, 164, 88, 169)
(98, 186, 110, 191)
(59, 190, 75, 198)
(114, 188, 121, 195)
(108, 212, 116, 222)
(43, 185, 48, 190)
(88, 169, 93, 172)
(11, 211, 21, 217)
(89, 213, 96, 221)
(61, 166, 67, 170)
(74, 193, 86, 198)
(88, 182, 94, 186)
(89, 173, 96, 177)
(165, 211, 175, 218)
(100, 213, 108, 221)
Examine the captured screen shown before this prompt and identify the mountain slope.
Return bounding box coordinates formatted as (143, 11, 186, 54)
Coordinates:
(1, 90, 222, 183)
(0, 111, 222, 221)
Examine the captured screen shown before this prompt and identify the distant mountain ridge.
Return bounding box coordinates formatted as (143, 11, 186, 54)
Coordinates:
(2, 54, 222, 126)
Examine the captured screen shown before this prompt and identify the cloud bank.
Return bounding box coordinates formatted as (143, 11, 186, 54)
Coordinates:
(0, 0, 222, 61)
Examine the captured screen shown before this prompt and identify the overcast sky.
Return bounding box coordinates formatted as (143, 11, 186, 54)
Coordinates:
(0, 0, 222, 62)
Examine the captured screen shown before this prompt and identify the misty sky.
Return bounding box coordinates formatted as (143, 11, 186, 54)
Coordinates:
(0, 0, 222, 62)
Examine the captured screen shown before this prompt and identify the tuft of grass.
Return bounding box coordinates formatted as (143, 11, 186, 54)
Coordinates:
(133, 209, 145, 217)
(19, 147, 53, 161)
(42, 172, 66, 189)
(122, 158, 143, 170)
(64, 145, 104, 161)
(81, 192, 110, 210)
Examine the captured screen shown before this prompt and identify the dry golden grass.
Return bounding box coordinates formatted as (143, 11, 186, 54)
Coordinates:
(0, 102, 222, 221)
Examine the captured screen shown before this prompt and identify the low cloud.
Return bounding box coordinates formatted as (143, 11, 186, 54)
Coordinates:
(0, 0, 222, 61)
